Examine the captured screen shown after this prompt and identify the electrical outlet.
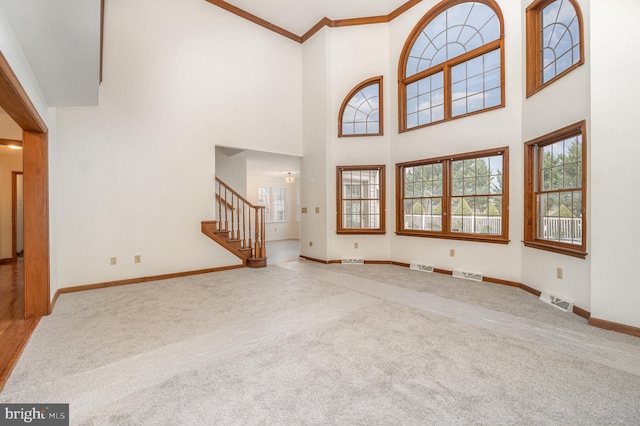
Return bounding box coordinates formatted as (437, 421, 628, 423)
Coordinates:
(309, 241, 313, 247)
(134, 255, 141, 264)
(110, 257, 117, 265)
(557, 267, 563, 279)
(449, 249, 455, 257)
(315, 207, 320, 214)
(354, 242, 359, 249)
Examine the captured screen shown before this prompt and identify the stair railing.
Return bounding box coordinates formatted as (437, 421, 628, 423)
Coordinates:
(215, 177, 266, 259)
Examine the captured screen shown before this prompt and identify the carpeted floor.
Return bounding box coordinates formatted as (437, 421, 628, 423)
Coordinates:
(1, 240, 639, 425)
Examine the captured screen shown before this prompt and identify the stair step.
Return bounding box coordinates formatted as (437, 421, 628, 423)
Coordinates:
(247, 257, 267, 268)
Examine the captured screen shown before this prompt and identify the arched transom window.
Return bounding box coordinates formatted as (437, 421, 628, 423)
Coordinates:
(526, 0, 584, 97)
(399, 1, 504, 131)
(339, 76, 383, 137)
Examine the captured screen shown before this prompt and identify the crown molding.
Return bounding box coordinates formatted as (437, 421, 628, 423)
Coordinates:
(205, 0, 422, 44)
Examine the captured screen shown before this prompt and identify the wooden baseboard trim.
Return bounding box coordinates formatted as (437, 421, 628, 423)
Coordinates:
(58, 264, 245, 295)
(391, 261, 411, 268)
(49, 288, 61, 313)
(299, 256, 331, 264)
(589, 317, 640, 338)
(363, 260, 392, 265)
(483, 276, 521, 288)
(434, 268, 453, 275)
(573, 305, 591, 320)
(0, 317, 39, 393)
(519, 283, 542, 297)
(0, 258, 14, 265)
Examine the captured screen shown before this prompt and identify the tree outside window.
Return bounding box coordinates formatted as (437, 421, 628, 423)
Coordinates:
(397, 147, 509, 243)
(524, 121, 587, 258)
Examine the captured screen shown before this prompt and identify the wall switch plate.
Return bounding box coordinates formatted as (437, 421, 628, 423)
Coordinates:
(354, 242, 358, 249)
(134, 255, 141, 264)
(449, 249, 455, 257)
(110, 257, 117, 265)
(557, 267, 563, 279)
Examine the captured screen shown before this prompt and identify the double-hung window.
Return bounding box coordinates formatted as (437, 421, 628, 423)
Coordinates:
(524, 121, 586, 257)
(337, 166, 386, 234)
(396, 148, 508, 243)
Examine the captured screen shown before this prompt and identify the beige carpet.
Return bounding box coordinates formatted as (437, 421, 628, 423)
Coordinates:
(2, 242, 639, 425)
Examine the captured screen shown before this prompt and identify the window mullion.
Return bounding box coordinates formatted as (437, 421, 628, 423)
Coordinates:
(443, 159, 451, 236)
(444, 66, 452, 120)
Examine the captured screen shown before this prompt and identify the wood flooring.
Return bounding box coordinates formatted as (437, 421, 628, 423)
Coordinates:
(0, 259, 37, 392)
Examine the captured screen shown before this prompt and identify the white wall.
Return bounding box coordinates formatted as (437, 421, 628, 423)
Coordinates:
(215, 147, 248, 199)
(300, 28, 331, 260)
(590, 0, 640, 328)
(54, 0, 303, 287)
(520, 0, 592, 311)
(326, 24, 392, 261)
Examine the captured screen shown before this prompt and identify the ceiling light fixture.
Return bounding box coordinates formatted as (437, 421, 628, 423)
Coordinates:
(285, 172, 295, 183)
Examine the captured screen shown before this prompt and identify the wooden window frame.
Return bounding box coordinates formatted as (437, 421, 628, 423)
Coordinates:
(523, 120, 587, 258)
(526, 0, 585, 98)
(338, 76, 384, 137)
(336, 165, 386, 234)
(397, 0, 505, 133)
(396, 147, 509, 243)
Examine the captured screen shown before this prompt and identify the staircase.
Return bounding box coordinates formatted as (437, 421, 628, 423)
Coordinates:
(202, 177, 267, 268)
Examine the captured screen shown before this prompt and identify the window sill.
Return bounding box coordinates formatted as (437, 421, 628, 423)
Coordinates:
(523, 240, 587, 259)
(337, 230, 386, 235)
(396, 231, 509, 244)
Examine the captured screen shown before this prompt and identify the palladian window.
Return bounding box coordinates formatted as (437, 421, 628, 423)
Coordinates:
(399, 1, 504, 131)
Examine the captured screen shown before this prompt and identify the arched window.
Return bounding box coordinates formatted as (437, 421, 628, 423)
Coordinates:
(398, 1, 504, 131)
(339, 76, 383, 137)
(526, 0, 584, 97)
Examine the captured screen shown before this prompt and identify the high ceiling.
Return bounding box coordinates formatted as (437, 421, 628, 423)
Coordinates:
(0, 0, 101, 107)
(0, 0, 415, 108)
(218, 0, 415, 36)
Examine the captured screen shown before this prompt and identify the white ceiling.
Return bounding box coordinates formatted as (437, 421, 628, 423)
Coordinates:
(222, 0, 412, 36)
(218, 146, 301, 178)
(0, 0, 101, 107)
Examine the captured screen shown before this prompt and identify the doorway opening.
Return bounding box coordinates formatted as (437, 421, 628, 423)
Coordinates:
(0, 51, 50, 390)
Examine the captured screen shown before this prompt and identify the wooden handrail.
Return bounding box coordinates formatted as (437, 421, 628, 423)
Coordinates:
(215, 177, 261, 210)
(215, 177, 266, 260)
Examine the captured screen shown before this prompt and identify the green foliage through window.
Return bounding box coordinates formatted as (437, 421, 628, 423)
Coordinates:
(397, 148, 508, 241)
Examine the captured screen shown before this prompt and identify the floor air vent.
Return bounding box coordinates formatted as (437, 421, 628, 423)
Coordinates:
(539, 290, 574, 312)
(410, 263, 434, 273)
(341, 258, 364, 264)
(452, 269, 483, 282)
